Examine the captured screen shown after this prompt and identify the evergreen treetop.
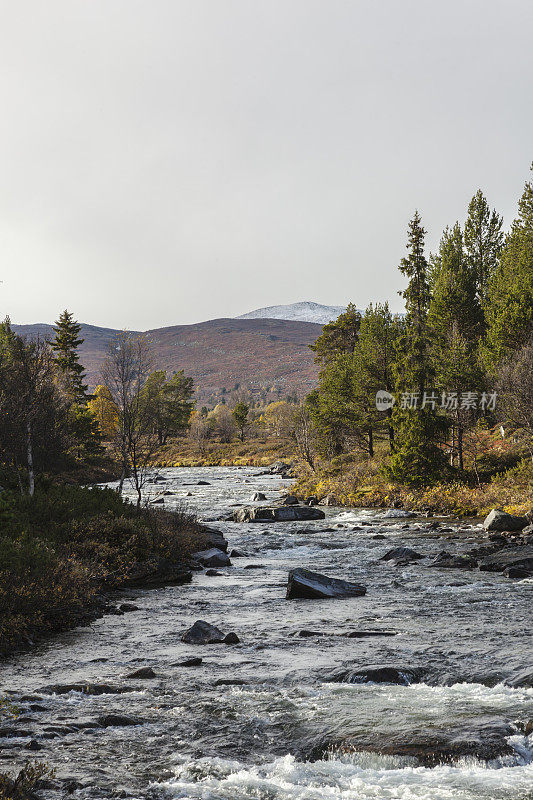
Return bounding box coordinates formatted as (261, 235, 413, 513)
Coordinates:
(51, 310, 88, 401)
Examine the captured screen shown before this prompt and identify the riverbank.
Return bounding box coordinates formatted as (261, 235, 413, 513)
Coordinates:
(150, 434, 295, 467)
(0, 482, 213, 658)
(293, 455, 533, 517)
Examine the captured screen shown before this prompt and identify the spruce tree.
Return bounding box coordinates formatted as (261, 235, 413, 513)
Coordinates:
(464, 190, 503, 307)
(485, 167, 533, 367)
(387, 212, 446, 484)
(398, 211, 431, 396)
(427, 224, 483, 469)
(51, 310, 88, 401)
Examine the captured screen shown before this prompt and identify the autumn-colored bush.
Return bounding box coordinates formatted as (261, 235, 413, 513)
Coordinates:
(0, 485, 200, 655)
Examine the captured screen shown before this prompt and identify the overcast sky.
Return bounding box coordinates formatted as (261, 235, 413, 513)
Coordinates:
(1, 1, 532, 329)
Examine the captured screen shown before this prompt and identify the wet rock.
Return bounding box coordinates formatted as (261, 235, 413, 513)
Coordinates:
(478, 546, 533, 573)
(251, 492, 266, 501)
(509, 668, 533, 687)
(286, 568, 366, 599)
(223, 632, 240, 645)
(25, 739, 42, 751)
(298, 629, 323, 637)
(97, 714, 142, 728)
(229, 549, 246, 557)
(150, 496, 165, 504)
(325, 718, 515, 766)
(205, 568, 221, 576)
(197, 480, 211, 486)
(243, 564, 264, 569)
(380, 547, 424, 562)
(503, 566, 532, 578)
(182, 620, 226, 644)
(233, 505, 325, 523)
(41, 683, 135, 696)
(201, 528, 229, 552)
(282, 494, 299, 505)
(175, 657, 203, 667)
(328, 664, 425, 685)
(119, 603, 139, 612)
(430, 551, 478, 569)
(192, 548, 232, 568)
(124, 667, 156, 679)
(319, 494, 339, 506)
(269, 461, 291, 474)
(483, 508, 528, 532)
(214, 678, 247, 686)
(305, 495, 319, 506)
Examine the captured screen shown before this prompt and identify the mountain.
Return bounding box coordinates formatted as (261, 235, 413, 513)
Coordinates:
(236, 301, 348, 324)
(13, 317, 323, 403)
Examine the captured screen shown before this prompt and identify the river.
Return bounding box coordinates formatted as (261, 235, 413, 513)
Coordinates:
(2, 466, 532, 799)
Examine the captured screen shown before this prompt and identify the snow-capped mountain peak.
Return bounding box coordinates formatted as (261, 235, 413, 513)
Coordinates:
(236, 301, 350, 325)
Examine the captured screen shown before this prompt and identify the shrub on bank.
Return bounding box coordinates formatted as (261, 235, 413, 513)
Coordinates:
(0, 485, 201, 656)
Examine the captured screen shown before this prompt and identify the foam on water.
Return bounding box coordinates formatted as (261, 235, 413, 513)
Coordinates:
(156, 753, 533, 800)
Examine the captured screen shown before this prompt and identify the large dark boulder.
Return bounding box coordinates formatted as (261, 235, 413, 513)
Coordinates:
(483, 509, 528, 532)
(380, 547, 424, 562)
(328, 664, 425, 685)
(286, 568, 366, 599)
(97, 714, 142, 727)
(181, 620, 226, 644)
(192, 548, 231, 568)
(201, 527, 229, 552)
(478, 547, 533, 573)
(233, 505, 325, 523)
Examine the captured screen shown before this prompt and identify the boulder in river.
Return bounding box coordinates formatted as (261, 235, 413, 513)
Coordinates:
(97, 714, 142, 728)
(41, 683, 134, 696)
(124, 667, 156, 679)
(478, 546, 533, 573)
(192, 548, 231, 568)
(174, 657, 203, 667)
(251, 492, 266, 501)
(201, 527, 229, 552)
(380, 547, 424, 562)
(482, 508, 528, 532)
(430, 551, 478, 569)
(233, 505, 325, 523)
(328, 664, 425, 685)
(181, 620, 226, 644)
(286, 568, 366, 599)
(281, 494, 299, 505)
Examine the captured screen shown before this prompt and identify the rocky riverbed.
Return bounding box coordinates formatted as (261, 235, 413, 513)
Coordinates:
(1, 467, 532, 799)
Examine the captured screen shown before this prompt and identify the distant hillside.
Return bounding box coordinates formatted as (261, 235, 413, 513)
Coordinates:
(237, 300, 348, 324)
(13, 318, 323, 403)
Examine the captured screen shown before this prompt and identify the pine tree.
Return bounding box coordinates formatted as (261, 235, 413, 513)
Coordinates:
(485, 167, 533, 367)
(310, 303, 361, 365)
(398, 211, 431, 396)
(463, 190, 503, 306)
(387, 212, 447, 484)
(428, 223, 483, 345)
(51, 310, 88, 401)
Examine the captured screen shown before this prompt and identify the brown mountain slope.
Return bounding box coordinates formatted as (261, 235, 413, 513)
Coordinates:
(13, 318, 322, 401)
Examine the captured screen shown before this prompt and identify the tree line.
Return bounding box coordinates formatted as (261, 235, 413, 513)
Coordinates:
(0, 314, 195, 504)
(306, 164, 533, 485)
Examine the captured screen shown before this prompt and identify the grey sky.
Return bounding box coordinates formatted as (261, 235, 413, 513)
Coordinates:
(1, 0, 532, 329)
